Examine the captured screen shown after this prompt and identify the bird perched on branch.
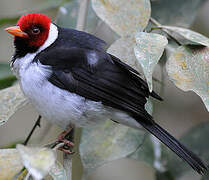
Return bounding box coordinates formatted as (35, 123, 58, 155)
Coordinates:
(5, 13, 208, 174)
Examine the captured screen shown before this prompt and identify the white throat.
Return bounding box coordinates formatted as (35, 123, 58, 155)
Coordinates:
(38, 23, 58, 53)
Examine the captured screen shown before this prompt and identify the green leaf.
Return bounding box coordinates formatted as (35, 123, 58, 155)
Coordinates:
(107, 36, 164, 85)
(0, 149, 23, 179)
(134, 32, 168, 92)
(128, 135, 170, 172)
(0, 17, 19, 27)
(0, 76, 17, 90)
(0, 84, 28, 126)
(156, 171, 175, 180)
(79, 99, 153, 179)
(167, 121, 209, 178)
(160, 26, 209, 46)
(151, 0, 206, 27)
(49, 161, 67, 180)
(92, 0, 151, 36)
(166, 45, 209, 111)
(80, 120, 146, 178)
(128, 134, 154, 166)
(107, 36, 142, 72)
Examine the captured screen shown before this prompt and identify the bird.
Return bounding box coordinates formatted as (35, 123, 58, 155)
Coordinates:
(5, 13, 208, 174)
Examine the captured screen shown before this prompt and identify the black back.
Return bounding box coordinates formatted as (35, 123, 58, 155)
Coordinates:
(34, 27, 162, 122)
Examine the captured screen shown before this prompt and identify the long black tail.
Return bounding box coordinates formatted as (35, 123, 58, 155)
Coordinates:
(139, 120, 208, 175)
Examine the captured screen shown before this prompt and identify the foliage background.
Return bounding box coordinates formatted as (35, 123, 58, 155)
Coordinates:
(0, 0, 208, 180)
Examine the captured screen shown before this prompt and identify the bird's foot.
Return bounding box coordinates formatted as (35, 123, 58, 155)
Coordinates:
(57, 125, 75, 154)
(58, 146, 75, 154)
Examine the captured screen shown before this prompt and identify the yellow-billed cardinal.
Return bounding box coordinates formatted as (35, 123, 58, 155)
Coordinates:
(5, 13, 208, 174)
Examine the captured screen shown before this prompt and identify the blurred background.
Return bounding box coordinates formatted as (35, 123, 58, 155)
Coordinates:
(0, 0, 208, 180)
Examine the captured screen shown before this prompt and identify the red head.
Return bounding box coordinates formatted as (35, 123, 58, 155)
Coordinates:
(5, 13, 51, 48)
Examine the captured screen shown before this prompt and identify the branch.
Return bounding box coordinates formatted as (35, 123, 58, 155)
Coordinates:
(23, 115, 42, 145)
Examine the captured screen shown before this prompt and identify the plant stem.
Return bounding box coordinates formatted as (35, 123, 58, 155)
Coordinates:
(150, 17, 182, 46)
(76, 0, 90, 31)
(23, 115, 41, 145)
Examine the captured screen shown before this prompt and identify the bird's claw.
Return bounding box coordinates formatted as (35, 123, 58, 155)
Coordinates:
(57, 125, 74, 154)
(58, 146, 75, 154)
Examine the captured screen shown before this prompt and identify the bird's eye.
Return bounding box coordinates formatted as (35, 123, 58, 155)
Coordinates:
(31, 27, 40, 35)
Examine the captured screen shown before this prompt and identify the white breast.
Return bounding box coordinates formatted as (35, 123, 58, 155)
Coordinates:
(13, 56, 110, 129)
(11, 23, 140, 129)
(13, 56, 141, 130)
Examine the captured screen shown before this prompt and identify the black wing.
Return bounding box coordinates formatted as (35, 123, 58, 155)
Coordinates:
(36, 47, 208, 174)
(36, 47, 161, 121)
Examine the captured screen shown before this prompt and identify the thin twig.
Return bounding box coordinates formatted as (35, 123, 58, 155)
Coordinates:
(150, 17, 161, 27)
(150, 17, 182, 46)
(23, 115, 42, 145)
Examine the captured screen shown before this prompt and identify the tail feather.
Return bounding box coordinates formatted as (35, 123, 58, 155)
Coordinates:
(150, 91, 163, 101)
(139, 121, 208, 175)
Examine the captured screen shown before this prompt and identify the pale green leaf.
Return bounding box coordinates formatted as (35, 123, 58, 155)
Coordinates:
(80, 120, 145, 178)
(49, 161, 67, 180)
(16, 144, 57, 180)
(0, 84, 28, 126)
(160, 26, 209, 46)
(107, 36, 142, 72)
(134, 32, 168, 92)
(92, 0, 151, 36)
(166, 46, 209, 111)
(0, 149, 23, 180)
(80, 99, 153, 178)
(151, 0, 206, 27)
(145, 99, 153, 115)
(128, 134, 153, 165)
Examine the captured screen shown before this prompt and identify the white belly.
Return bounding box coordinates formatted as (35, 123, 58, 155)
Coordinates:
(12, 54, 140, 130)
(14, 58, 109, 129)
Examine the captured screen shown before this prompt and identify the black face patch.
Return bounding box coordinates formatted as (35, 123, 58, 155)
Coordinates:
(13, 37, 40, 59)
